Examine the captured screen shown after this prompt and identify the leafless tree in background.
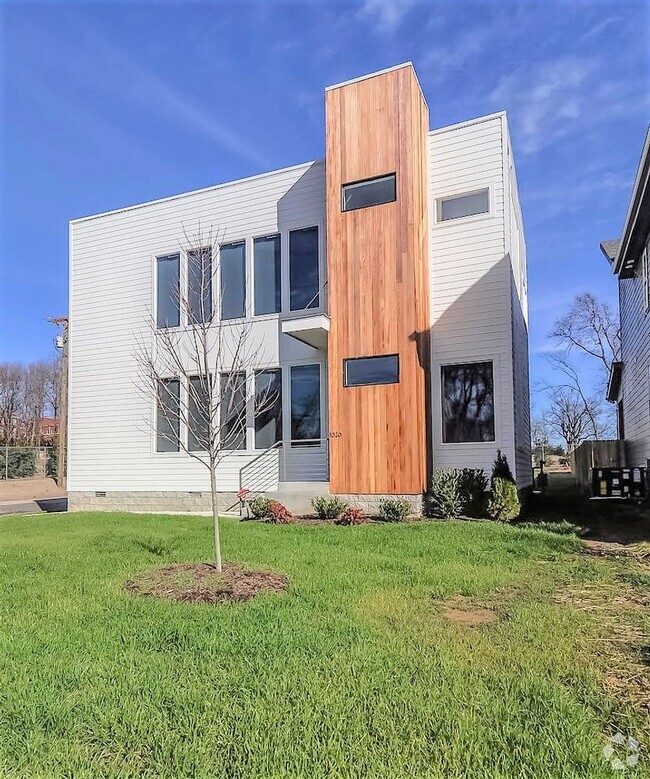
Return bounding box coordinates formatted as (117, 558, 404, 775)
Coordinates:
(546, 387, 602, 454)
(135, 226, 278, 572)
(0, 357, 60, 444)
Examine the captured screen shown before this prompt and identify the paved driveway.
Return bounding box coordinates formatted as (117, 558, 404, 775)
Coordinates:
(0, 478, 67, 516)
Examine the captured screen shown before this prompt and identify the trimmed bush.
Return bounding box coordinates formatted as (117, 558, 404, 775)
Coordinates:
(249, 496, 273, 520)
(335, 507, 367, 526)
(458, 468, 489, 516)
(491, 450, 515, 484)
(487, 478, 520, 521)
(427, 469, 462, 519)
(311, 496, 347, 520)
(379, 498, 411, 523)
(266, 501, 294, 524)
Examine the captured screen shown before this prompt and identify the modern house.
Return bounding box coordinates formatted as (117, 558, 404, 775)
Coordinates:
(601, 125, 650, 469)
(68, 63, 531, 514)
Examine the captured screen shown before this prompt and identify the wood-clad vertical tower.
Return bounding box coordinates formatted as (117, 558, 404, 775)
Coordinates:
(326, 64, 430, 495)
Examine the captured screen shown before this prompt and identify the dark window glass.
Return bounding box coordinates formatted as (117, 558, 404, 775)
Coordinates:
(290, 364, 321, 444)
(188, 247, 212, 324)
(254, 235, 281, 315)
(342, 174, 396, 211)
(442, 362, 495, 443)
(188, 375, 210, 451)
(156, 379, 180, 452)
(438, 189, 489, 221)
(156, 254, 180, 328)
(220, 242, 246, 320)
(255, 369, 282, 448)
(220, 372, 246, 450)
(289, 227, 319, 311)
(344, 354, 399, 387)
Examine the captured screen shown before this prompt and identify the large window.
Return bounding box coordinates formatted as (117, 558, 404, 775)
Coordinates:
(188, 247, 212, 324)
(188, 376, 210, 451)
(255, 369, 282, 448)
(254, 235, 281, 315)
(290, 364, 321, 444)
(156, 254, 180, 328)
(220, 242, 246, 320)
(342, 174, 396, 212)
(156, 378, 180, 452)
(437, 189, 489, 222)
(344, 355, 399, 387)
(220, 372, 247, 450)
(289, 227, 319, 311)
(441, 362, 495, 443)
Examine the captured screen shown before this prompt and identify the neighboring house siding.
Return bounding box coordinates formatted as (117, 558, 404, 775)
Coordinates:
(68, 161, 327, 494)
(428, 115, 522, 481)
(619, 263, 650, 466)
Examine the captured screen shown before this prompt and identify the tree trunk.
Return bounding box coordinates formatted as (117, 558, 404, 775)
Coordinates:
(209, 460, 222, 572)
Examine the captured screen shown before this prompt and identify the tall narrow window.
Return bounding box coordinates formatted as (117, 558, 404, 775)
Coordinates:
(342, 174, 396, 211)
(290, 364, 321, 444)
(289, 227, 319, 311)
(188, 375, 210, 451)
(188, 247, 212, 324)
(156, 254, 180, 328)
(220, 372, 246, 450)
(255, 369, 282, 448)
(441, 362, 495, 443)
(642, 244, 649, 313)
(156, 378, 180, 452)
(254, 235, 281, 315)
(220, 242, 246, 320)
(437, 189, 489, 222)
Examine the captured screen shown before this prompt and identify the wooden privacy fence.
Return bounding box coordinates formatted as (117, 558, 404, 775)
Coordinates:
(570, 440, 625, 494)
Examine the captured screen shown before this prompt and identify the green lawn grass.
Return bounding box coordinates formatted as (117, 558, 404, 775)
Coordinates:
(0, 512, 647, 778)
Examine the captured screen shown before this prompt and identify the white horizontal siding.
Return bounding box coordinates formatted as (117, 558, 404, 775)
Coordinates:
(69, 161, 327, 494)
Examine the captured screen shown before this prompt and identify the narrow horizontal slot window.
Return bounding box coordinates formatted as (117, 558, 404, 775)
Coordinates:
(344, 355, 399, 387)
(438, 189, 489, 222)
(342, 174, 396, 212)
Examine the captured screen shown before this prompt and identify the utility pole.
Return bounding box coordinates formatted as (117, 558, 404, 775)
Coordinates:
(49, 316, 68, 490)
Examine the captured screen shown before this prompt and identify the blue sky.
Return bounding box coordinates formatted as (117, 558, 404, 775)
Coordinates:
(1, 0, 648, 414)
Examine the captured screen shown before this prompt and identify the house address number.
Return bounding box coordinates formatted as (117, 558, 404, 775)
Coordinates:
(329, 431, 342, 438)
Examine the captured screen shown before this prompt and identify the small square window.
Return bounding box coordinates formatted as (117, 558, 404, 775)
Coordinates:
(342, 174, 396, 212)
(437, 189, 489, 222)
(344, 355, 399, 387)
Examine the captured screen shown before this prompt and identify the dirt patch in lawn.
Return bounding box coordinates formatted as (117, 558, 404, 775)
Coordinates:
(124, 562, 288, 604)
(440, 595, 501, 626)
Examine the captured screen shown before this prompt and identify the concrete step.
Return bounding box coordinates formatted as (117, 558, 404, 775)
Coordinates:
(272, 482, 330, 515)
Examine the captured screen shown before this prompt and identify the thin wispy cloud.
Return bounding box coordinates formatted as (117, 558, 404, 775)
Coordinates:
(358, 0, 414, 34)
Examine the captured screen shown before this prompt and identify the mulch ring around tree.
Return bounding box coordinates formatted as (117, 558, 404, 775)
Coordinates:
(124, 562, 288, 605)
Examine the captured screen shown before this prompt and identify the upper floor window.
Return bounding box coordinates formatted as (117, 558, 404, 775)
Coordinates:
(254, 235, 281, 315)
(188, 247, 212, 324)
(344, 355, 399, 387)
(642, 243, 649, 313)
(437, 189, 489, 222)
(289, 227, 319, 311)
(156, 254, 180, 328)
(441, 361, 495, 443)
(342, 174, 396, 212)
(156, 378, 180, 452)
(220, 241, 246, 320)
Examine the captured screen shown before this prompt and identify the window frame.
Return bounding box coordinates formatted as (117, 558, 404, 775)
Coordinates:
(252, 233, 282, 317)
(155, 377, 181, 453)
(288, 361, 324, 447)
(218, 239, 248, 322)
(219, 370, 248, 451)
(343, 354, 400, 388)
(439, 358, 498, 445)
(155, 252, 181, 330)
(434, 185, 494, 225)
(288, 225, 321, 313)
(341, 173, 397, 213)
(253, 368, 283, 450)
(187, 246, 213, 325)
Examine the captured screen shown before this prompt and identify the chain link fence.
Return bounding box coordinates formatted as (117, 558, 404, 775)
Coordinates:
(0, 446, 58, 481)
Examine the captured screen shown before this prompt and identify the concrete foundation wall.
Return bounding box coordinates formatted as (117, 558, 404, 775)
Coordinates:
(333, 493, 423, 516)
(68, 491, 240, 514)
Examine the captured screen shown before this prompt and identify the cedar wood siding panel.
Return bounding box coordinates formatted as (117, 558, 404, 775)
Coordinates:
(326, 66, 430, 494)
(429, 116, 521, 481)
(619, 260, 650, 465)
(68, 162, 326, 493)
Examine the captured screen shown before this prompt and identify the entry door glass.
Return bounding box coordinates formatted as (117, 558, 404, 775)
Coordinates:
(290, 364, 321, 445)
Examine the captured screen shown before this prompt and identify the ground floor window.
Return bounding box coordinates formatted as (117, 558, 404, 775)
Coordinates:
(290, 364, 321, 444)
(441, 361, 495, 443)
(255, 369, 282, 449)
(156, 378, 180, 452)
(220, 372, 247, 450)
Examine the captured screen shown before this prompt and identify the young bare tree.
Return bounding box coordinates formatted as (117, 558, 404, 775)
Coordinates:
(136, 227, 279, 572)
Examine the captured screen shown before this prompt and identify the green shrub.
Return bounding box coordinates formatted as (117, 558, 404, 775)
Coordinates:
(487, 478, 520, 521)
(266, 501, 294, 524)
(0, 449, 36, 480)
(427, 469, 462, 519)
(379, 498, 411, 522)
(249, 496, 273, 520)
(491, 450, 515, 484)
(311, 496, 347, 519)
(335, 507, 367, 525)
(458, 468, 488, 516)
(46, 446, 57, 479)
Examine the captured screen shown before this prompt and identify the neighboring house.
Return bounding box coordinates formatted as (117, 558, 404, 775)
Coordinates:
(601, 125, 650, 469)
(68, 63, 531, 513)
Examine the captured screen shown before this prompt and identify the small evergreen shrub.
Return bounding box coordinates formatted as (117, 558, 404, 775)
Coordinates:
(487, 478, 521, 521)
(266, 501, 294, 524)
(249, 496, 273, 520)
(427, 469, 462, 519)
(311, 496, 347, 519)
(491, 450, 515, 484)
(379, 498, 411, 522)
(335, 507, 367, 525)
(458, 468, 488, 516)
